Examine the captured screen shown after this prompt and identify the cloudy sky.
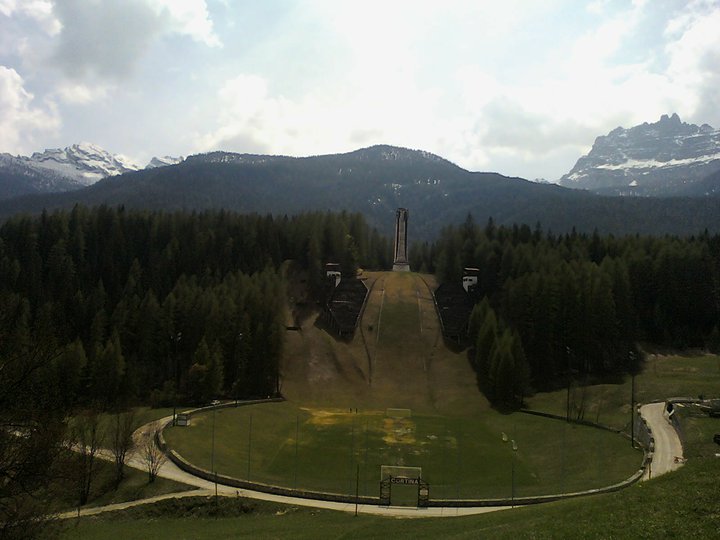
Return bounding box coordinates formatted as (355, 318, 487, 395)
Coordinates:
(1, 0, 719, 180)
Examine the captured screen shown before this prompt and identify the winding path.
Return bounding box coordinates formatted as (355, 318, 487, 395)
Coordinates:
(60, 415, 507, 519)
(61, 403, 684, 520)
(639, 402, 684, 480)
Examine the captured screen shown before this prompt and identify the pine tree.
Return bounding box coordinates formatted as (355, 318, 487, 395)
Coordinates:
(90, 331, 126, 407)
(204, 341, 225, 401)
(475, 309, 498, 385)
(491, 331, 515, 405)
(467, 297, 490, 342)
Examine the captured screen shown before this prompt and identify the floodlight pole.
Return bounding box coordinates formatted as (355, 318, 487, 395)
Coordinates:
(355, 464, 360, 517)
(171, 332, 182, 426)
(212, 407, 217, 503)
(631, 371, 636, 448)
(294, 415, 299, 489)
(511, 440, 516, 508)
(247, 412, 253, 481)
(350, 413, 356, 496)
(566, 346, 572, 423)
(235, 332, 243, 406)
(629, 351, 636, 448)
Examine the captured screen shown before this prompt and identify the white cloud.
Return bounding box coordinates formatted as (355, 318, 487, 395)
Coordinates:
(663, 2, 720, 124)
(444, 1, 692, 178)
(195, 67, 447, 159)
(0, 0, 61, 35)
(55, 81, 111, 104)
(148, 0, 221, 47)
(51, 1, 164, 80)
(0, 66, 59, 153)
(3, 0, 719, 182)
(51, 0, 219, 81)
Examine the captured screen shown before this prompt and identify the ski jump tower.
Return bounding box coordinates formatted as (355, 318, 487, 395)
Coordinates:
(392, 208, 410, 272)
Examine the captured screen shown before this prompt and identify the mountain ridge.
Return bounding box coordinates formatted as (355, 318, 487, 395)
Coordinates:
(2, 144, 720, 240)
(559, 114, 720, 196)
(0, 143, 184, 200)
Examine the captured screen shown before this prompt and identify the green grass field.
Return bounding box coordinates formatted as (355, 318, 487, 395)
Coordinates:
(163, 401, 641, 500)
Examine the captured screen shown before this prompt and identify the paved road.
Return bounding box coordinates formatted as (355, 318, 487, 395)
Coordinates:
(639, 402, 684, 480)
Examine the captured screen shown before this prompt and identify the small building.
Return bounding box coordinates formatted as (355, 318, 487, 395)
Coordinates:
(434, 283, 473, 343)
(462, 267, 480, 293)
(321, 278, 369, 338)
(326, 262, 341, 288)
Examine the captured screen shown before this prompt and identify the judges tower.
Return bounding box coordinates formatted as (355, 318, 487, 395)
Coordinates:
(392, 208, 410, 272)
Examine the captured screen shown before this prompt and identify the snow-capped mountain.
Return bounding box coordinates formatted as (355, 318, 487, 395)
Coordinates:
(25, 142, 141, 186)
(559, 114, 720, 196)
(0, 152, 82, 199)
(0, 143, 188, 200)
(146, 155, 184, 169)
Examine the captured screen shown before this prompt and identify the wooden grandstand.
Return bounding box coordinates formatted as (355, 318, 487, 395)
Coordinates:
(321, 277, 369, 338)
(434, 283, 473, 343)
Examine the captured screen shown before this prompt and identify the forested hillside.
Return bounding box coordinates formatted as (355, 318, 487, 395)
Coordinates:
(411, 217, 720, 405)
(0, 206, 390, 409)
(4, 145, 720, 240)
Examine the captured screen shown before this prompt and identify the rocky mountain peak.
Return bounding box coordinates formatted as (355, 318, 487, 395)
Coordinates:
(146, 155, 184, 169)
(559, 115, 720, 195)
(25, 142, 140, 186)
(659, 112, 681, 125)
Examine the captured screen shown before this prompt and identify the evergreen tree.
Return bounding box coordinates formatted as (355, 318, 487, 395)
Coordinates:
(475, 309, 498, 385)
(90, 331, 126, 407)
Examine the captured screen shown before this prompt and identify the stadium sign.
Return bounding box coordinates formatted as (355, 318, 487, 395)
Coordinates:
(391, 476, 419, 485)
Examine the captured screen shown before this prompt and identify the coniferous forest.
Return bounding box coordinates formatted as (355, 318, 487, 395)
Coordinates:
(3, 207, 720, 411)
(410, 216, 720, 406)
(0, 206, 390, 411)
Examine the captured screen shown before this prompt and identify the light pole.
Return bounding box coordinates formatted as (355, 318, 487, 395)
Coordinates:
(234, 332, 243, 406)
(511, 439, 518, 507)
(502, 433, 513, 504)
(171, 331, 182, 426)
(294, 415, 299, 489)
(247, 412, 253, 481)
(211, 407, 217, 502)
(566, 346, 572, 423)
(630, 351, 636, 448)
